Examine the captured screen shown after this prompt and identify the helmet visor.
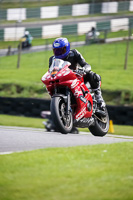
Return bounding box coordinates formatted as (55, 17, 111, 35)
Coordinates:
(53, 46, 66, 57)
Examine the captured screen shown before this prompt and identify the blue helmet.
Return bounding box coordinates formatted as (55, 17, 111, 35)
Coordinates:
(53, 38, 70, 59)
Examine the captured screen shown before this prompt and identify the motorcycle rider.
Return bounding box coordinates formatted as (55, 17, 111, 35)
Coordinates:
(24, 31, 33, 47)
(49, 37, 105, 110)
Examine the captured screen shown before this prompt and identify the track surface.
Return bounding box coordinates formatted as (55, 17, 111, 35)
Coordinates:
(1, 15, 133, 28)
(0, 126, 133, 154)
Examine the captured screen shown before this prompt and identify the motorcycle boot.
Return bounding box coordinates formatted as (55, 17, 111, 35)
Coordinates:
(93, 86, 106, 110)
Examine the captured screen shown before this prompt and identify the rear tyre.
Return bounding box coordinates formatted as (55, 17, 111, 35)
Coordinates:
(89, 107, 109, 137)
(51, 96, 73, 134)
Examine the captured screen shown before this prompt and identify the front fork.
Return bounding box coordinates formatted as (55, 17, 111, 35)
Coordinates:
(53, 86, 71, 116)
(66, 89, 71, 115)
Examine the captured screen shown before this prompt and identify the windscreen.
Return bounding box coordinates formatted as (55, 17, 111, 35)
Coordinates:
(49, 58, 71, 73)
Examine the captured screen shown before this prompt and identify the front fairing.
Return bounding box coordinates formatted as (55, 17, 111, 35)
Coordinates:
(42, 59, 71, 83)
(41, 58, 78, 94)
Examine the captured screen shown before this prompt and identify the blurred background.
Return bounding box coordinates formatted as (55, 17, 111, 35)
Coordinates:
(0, 0, 133, 46)
(1, 2, 133, 199)
(0, 0, 133, 121)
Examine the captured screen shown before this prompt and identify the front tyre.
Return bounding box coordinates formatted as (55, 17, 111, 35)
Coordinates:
(89, 107, 109, 137)
(51, 96, 73, 134)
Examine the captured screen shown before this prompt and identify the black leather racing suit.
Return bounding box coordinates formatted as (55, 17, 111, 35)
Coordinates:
(49, 49, 101, 89)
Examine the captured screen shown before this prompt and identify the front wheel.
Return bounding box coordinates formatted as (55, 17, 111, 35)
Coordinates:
(50, 96, 73, 134)
(89, 107, 109, 137)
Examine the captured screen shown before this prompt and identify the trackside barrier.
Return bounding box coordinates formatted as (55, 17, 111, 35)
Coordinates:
(0, 97, 133, 126)
(1, 1, 133, 22)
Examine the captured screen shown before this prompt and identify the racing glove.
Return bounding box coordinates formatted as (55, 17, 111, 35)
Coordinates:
(83, 64, 91, 73)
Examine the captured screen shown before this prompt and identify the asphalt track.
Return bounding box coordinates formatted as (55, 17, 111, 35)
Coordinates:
(1, 36, 133, 57)
(1, 14, 133, 28)
(0, 41, 85, 57)
(0, 125, 133, 154)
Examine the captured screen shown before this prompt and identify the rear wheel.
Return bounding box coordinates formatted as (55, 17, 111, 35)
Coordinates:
(89, 107, 109, 137)
(51, 96, 73, 134)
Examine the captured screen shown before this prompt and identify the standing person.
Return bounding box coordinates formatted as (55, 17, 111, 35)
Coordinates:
(91, 27, 96, 38)
(49, 37, 105, 110)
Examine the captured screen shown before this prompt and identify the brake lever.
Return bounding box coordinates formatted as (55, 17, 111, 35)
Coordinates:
(73, 69, 85, 77)
(77, 68, 86, 75)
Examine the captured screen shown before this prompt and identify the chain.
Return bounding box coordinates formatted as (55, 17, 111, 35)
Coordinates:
(93, 114, 107, 123)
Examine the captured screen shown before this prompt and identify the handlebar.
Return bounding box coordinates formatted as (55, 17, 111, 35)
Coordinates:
(73, 68, 85, 76)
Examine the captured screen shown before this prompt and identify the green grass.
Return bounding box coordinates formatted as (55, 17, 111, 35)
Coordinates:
(1, 0, 132, 9)
(0, 41, 133, 102)
(0, 114, 45, 129)
(1, 0, 91, 9)
(0, 142, 133, 200)
(0, 114, 133, 136)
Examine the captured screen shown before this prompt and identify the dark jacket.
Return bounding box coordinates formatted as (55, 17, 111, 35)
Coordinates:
(49, 49, 100, 89)
(49, 49, 89, 70)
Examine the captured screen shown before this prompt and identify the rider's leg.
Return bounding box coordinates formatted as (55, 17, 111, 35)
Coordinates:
(92, 86, 105, 109)
(84, 72, 105, 109)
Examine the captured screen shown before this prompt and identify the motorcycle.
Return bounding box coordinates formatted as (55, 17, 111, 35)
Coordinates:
(41, 58, 109, 136)
(18, 36, 32, 49)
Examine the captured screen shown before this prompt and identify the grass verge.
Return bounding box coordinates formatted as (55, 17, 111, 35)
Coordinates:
(0, 114, 133, 136)
(0, 41, 133, 105)
(0, 142, 133, 200)
(1, 0, 92, 9)
(0, 41, 133, 91)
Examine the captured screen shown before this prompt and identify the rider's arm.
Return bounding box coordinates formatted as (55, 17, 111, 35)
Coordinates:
(73, 49, 91, 72)
(49, 56, 54, 68)
(73, 49, 101, 86)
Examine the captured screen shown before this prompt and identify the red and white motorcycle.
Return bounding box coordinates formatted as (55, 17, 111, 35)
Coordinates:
(41, 58, 109, 136)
